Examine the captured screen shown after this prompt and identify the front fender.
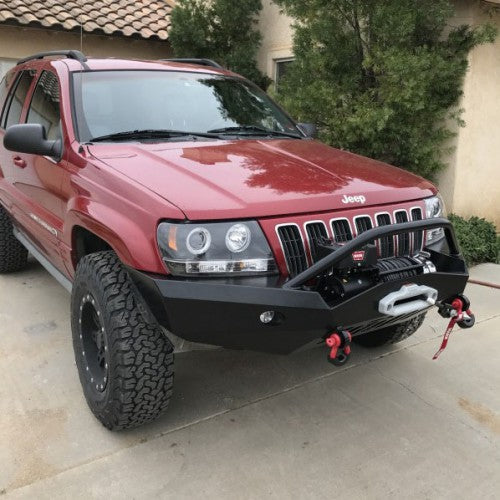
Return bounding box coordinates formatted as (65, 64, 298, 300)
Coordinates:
(61, 200, 167, 278)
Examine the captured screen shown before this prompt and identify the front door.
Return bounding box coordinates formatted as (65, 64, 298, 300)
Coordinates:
(4, 68, 66, 271)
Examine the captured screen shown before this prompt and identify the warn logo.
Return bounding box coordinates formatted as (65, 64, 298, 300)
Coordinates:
(352, 250, 365, 262)
(341, 194, 366, 204)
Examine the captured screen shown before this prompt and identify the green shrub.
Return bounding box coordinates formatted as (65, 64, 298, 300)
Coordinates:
(449, 213, 499, 266)
(169, 0, 271, 89)
(273, 0, 497, 180)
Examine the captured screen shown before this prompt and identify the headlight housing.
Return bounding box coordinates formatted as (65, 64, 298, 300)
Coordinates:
(424, 194, 446, 245)
(157, 220, 278, 276)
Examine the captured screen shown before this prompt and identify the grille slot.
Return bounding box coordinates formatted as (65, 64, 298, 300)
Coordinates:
(355, 216, 373, 234)
(305, 222, 328, 262)
(277, 225, 308, 277)
(395, 210, 410, 256)
(376, 213, 394, 258)
(331, 219, 352, 243)
(355, 216, 374, 246)
(411, 208, 423, 253)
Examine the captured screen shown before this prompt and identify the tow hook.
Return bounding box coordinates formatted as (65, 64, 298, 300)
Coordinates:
(433, 294, 475, 360)
(326, 330, 352, 366)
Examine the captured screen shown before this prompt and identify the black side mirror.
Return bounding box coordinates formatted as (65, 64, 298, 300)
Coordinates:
(3, 123, 62, 160)
(297, 123, 318, 138)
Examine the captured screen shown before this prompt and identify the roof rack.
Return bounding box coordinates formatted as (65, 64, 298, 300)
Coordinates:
(17, 50, 88, 67)
(160, 58, 224, 69)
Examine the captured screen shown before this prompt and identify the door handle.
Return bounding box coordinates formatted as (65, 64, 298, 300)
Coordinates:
(13, 156, 26, 168)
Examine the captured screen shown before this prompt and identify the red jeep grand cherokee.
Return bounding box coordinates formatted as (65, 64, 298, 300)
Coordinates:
(0, 51, 472, 430)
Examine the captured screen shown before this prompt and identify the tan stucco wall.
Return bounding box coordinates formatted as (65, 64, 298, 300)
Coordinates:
(438, 1, 500, 227)
(0, 25, 171, 69)
(256, 0, 294, 83)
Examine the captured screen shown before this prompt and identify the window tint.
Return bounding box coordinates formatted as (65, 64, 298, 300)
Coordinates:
(0, 71, 23, 127)
(0, 76, 8, 122)
(73, 71, 299, 142)
(3, 70, 35, 129)
(27, 71, 61, 140)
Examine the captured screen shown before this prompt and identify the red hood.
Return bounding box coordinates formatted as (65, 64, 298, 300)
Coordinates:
(88, 139, 435, 220)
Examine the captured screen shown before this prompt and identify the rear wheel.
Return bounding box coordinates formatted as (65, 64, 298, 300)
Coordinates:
(353, 313, 426, 347)
(0, 205, 28, 273)
(71, 251, 174, 430)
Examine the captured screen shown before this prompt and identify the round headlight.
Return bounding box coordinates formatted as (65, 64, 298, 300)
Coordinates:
(425, 195, 444, 219)
(186, 227, 211, 255)
(225, 223, 251, 253)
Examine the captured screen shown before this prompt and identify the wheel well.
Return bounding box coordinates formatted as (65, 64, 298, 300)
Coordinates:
(73, 226, 112, 266)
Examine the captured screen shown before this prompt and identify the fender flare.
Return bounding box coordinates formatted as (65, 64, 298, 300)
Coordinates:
(63, 201, 165, 276)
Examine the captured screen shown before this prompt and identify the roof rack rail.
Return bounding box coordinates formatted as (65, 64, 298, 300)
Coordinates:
(160, 58, 224, 69)
(17, 50, 88, 67)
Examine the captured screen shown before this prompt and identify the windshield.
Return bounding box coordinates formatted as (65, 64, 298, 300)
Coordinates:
(72, 70, 300, 142)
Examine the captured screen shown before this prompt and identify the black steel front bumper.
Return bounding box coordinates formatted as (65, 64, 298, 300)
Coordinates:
(128, 218, 468, 354)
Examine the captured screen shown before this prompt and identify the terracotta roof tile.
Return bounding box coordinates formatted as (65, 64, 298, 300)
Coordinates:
(0, 0, 173, 40)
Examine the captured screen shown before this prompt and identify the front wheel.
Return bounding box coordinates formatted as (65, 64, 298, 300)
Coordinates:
(71, 251, 174, 430)
(353, 313, 426, 348)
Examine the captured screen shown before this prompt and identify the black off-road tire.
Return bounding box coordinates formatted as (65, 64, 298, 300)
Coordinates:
(353, 313, 426, 348)
(71, 251, 174, 431)
(0, 205, 28, 273)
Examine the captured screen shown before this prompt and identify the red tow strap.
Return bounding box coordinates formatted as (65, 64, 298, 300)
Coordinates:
(433, 298, 471, 360)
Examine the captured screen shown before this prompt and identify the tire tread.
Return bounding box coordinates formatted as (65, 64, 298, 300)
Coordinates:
(353, 313, 426, 347)
(72, 251, 174, 430)
(0, 206, 28, 273)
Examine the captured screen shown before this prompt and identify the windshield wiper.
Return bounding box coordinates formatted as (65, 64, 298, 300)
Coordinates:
(207, 125, 302, 139)
(87, 129, 221, 143)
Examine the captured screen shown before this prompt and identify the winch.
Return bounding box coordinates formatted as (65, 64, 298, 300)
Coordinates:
(312, 237, 436, 303)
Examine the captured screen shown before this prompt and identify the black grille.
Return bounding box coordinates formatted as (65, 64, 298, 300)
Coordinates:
(277, 225, 308, 277)
(355, 216, 372, 234)
(355, 216, 374, 246)
(411, 208, 423, 252)
(331, 219, 352, 243)
(395, 211, 410, 256)
(305, 222, 328, 262)
(376, 213, 394, 258)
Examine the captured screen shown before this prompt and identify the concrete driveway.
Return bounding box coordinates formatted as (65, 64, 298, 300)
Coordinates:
(1, 261, 499, 499)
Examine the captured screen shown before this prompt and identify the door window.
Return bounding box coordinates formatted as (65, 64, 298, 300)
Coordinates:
(0, 76, 8, 122)
(26, 71, 61, 141)
(2, 70, 36, 129)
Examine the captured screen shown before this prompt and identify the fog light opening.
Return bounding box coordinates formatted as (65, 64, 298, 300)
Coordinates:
(259, 310, 285, 326)
(260, 311, 275, 324)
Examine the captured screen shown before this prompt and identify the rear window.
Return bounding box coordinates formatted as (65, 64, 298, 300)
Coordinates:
(2, 70, 36, 129)
(0, 76, 8, 120)
(0, 71, 19, 127)
(26, 71, 61, 141)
